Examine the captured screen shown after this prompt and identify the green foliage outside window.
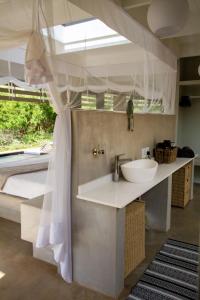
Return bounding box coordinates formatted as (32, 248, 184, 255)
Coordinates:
(0, 100, 56, 152)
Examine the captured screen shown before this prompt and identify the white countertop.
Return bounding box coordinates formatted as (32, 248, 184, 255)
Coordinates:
(77, 157, 195, 208)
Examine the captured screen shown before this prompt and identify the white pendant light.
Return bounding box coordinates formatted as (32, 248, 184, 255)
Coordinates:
(198, 65, 200, 77)
(147, 0, 189, 38)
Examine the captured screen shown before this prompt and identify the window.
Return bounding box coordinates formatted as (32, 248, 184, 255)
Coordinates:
(0, 84, 49, 103)
(81, 93, 96, 110)
(104, 94, 114, 111)
(80, 92, 163, 113)
(0, 84, 55, 152)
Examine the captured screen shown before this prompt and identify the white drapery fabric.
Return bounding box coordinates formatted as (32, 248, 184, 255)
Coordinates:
(32, 0, 177, 281)
(39, 0, 177, 114)
(0, 0, 90, 50)
(0, 0, 178, 284)
(0, 0, 177, 114)
(25, 31, 53, 85)
(23, 1, 73, 282)
(50, 49, 176, 114)
(0, 0, 73, 281)
(36, 85, 72, 282)
(0, 76, 40, 91)
(68, 0, 177, 70)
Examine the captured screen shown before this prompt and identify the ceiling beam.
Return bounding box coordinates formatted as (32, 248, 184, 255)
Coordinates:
(122, 0, 150, 10)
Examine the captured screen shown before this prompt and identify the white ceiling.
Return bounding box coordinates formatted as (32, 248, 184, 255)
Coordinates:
(120, 0, 200, 57)
(122, 0, 200, 12)
(0, 0, 199, 69)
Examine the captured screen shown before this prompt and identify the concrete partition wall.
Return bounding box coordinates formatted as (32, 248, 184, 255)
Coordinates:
(72, 199, 125, 297)
(71, 110, 176, 296)
(72, 110, 176, 185)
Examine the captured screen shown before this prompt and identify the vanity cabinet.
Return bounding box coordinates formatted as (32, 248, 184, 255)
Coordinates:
(124, 201, 145, 278)
(172, 162, 192, 207)
(76, 157, 194, 298)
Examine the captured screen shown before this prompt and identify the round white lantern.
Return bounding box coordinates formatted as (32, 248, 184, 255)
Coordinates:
(147, 0, 189, 37)
(198, 65, 200, 77)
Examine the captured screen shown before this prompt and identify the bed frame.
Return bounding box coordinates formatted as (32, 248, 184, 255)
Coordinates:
(0, 192, 27, 223)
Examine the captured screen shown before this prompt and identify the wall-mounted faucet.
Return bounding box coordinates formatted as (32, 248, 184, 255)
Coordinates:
(92, 145, 105, 157)
(113, 154, 132, 182)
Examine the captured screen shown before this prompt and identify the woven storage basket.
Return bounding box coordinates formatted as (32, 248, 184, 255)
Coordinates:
(172, 162, 192, 208)
(155, 147, 177, 164)
(154, 148, 163, 164)
(124, 201, 145, 278)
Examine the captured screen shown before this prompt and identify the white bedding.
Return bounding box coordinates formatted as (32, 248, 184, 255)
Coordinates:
(3, 170, 47, 199)
(0, 153, 50, 169)
(0, 153, 50, 198)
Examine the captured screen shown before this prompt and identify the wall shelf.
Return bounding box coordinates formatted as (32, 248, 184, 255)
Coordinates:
(179, 80, 200, 86)
(195, 157, 200, 166)
(194, 179, 200, 184)
(194, 158, 200, 184)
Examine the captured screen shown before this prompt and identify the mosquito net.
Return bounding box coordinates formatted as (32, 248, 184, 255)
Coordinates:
(0, 0, 177, 283)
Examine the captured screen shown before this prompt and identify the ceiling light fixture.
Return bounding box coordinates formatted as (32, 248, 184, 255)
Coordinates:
(198, 65, 200, 77)
(147, 0, 189, 38)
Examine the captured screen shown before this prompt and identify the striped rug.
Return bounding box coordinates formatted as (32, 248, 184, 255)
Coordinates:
(127, 239, 199, 300)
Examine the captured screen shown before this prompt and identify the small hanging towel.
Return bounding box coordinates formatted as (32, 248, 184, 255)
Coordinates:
(127, 95, 134, 131)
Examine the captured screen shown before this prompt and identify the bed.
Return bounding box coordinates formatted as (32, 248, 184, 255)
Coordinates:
(0, 153, 49, 223)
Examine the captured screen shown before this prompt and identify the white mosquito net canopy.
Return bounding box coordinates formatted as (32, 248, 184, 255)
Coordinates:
(0, 0, 177, 283)
(0, 0, 177, 114)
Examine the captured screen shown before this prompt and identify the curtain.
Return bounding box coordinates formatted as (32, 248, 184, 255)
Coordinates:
(36, 84, 72, 282)
(23, 1, 74, 282)
(24, 29, 74, 282)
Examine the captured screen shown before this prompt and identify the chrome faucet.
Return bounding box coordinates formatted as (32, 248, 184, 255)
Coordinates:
(113, 154, 132, 182)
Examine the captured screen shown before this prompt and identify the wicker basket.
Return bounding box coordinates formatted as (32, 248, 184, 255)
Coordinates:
(172, 162, 192, 208)
(155, 147, 177, 164)
(124, 201, 145, 278)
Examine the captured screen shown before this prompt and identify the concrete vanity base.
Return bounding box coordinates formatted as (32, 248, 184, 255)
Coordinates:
(143, 176, 172, 232)
(72, 200, 125, 297)
(76, 158, 195, 297)
(73, 178, 172, 298)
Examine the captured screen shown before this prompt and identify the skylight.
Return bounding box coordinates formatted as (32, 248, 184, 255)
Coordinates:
(44, 18, 130, 53)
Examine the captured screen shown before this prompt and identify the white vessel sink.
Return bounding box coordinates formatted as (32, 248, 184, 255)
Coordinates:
(121, 159, 158, 183)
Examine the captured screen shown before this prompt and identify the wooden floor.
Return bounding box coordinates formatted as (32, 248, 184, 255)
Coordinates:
(0, 185, 199, 300)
